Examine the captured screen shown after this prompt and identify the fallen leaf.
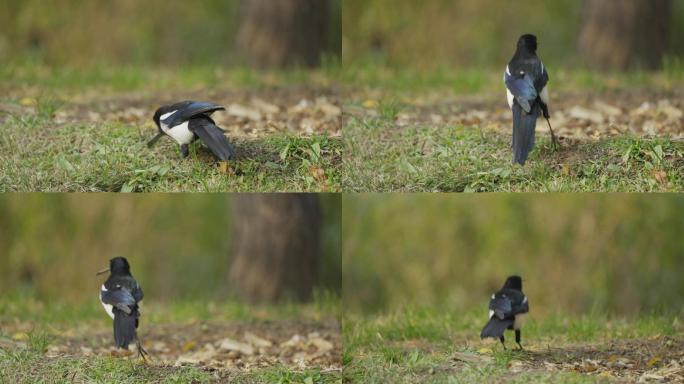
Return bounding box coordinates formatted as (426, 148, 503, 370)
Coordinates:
(647, 356, 662, 367)
(244, 332, 272, 348)
(182, 341, 196, 352)
(477, 347, 493, 354)
(219, 338, 254, 356)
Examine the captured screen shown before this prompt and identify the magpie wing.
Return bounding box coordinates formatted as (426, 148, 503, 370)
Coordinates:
(488, 294, 512, 320)
(101, 287, 136, 315)
(162, 101, 226, 128)
(131, 281, 144, 303)
(189, 116, 236, 161)
(504, 71, 537, 113)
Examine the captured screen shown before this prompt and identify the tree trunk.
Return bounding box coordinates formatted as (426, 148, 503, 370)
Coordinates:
(237, 0, 329, 68)
(229, 194, 320, 302)
(578, 0, 672, 70)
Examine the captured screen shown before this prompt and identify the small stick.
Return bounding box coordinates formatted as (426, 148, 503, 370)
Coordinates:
(545, 117, 559, 150)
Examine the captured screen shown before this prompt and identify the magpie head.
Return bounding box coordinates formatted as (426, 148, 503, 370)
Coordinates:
(503, 275, 523, 290)
(517, 34, 537, 53)
(109, 256, 131, 276)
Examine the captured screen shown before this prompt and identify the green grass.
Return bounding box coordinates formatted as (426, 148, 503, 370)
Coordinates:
(340, 61, 684, 95)
(343, 308, 682, 383)
(0, 101, 341, 192)
(0, 294, 341, 383)
(343, 112, 684, 192)
(0, 61, 340, 93)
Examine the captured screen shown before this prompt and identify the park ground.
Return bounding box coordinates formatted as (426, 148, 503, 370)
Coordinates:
(0, 294, 341, 383)
(0, 64, 341, 192)
(343, 308, 683, 383)
(342, 66, 684, 192)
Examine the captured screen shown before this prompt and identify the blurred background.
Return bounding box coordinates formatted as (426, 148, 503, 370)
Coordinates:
(343, 0, 684, 71)
(0, 0, 340, 69)
(343, 194, 684, 317)
(0, 194, 340, 304)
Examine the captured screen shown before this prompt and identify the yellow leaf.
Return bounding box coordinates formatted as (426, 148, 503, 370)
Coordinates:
(477, 347, 493, 354)
(182, 341, 196, 352)
(19, 97, 36, 106)
(647, 356, 662, 367)
(13, 332, 28, 340)
(218, 161, 235, 175)
(362, 99, 378, 109)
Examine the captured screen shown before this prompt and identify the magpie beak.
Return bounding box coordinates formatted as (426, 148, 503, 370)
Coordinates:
(98, 256, 149, 361)
(480, 275, 529, 350)
(504, 34, 556, 165)
(150, 100, 236, 161)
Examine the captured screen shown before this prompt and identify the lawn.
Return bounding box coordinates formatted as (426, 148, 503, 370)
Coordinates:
(0, 64, 341, 192)
(0, 294, 341, 383)
(341, 66, 684, 192)
(343, 308, 683, 383)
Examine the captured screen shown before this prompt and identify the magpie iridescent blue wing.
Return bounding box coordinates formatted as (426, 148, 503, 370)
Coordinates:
(101, 287, 136, 315)
(505, 71, 537, 113)
(161, 101, 225, 128)
(489, 289, 528, 319)
(132, 281, 144, 303)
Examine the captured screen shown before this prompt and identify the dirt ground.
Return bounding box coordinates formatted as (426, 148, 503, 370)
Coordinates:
(1, 86, 342, 139)
(451, 336, 684, 382)
(346, 88, 684, 140)
(3, 319, 341, 379)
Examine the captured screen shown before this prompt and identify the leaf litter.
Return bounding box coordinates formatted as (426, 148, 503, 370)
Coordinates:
(3, 319, 340, 377)
(348, 89, 684, 140)
(449, 336, 684, 382)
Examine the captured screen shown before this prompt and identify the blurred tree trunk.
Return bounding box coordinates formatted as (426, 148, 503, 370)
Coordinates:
(578, 0, 671, 70)
(237, 0, 329, 68)
(229, 194, 320, 303)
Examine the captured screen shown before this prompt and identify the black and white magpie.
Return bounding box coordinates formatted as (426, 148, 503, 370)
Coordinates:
(148, 100, 236, 161)
(480, 275, 529, 350)
(504, 34, 558, 165)
(97, 256, 148, 360)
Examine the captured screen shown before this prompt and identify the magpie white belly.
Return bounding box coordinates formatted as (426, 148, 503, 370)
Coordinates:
(506, 89, 514, 109)
(165, 122, 195, 145)
(513, 313, 527, 330)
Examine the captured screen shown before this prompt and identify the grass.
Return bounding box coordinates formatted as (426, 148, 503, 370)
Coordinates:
(0, 98, 341, 192)
(342, 112, 684, 192)
(0, 294, 341, 383)
(0, 63, 341, 192)
(343, 307, 682, 383)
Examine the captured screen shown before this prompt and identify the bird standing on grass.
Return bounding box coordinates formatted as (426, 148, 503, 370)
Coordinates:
(148, 100, 236, 161)
(504, 34, 558, 165)
(97, 256, 149, 360)
(480, 275, 529, 350)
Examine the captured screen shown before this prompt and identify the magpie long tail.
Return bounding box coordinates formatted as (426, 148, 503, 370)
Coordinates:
(512, 102, 539, 165)
(191, 116, 236, 161)
(480, 317, 513, 340)
(113, 311, 137, 349)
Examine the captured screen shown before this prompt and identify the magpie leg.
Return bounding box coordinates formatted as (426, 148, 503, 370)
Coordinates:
(499, 335, 506, 350)
(136, 338, 150, 362)
(545, 117, 559, 150)
(180, 144, 189, 158)
(515, 330, 524, 351)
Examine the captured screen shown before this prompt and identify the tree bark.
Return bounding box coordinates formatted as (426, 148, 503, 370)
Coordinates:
(237, 0, 329, 68)
(578, 0, 672, 70)
(229, 194, 320, 302)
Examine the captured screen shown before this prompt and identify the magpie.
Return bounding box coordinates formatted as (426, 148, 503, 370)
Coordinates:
(480, 275, 529, 350)
(148, 100, 236, 161)
(504, 34, 558, 165)
(97, 256, 149, 360)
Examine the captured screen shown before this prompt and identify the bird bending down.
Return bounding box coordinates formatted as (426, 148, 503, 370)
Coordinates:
(480, 275, 529, 350)
(97, 257, 149, 360)
(504, 34, 556, 165)
(148, 100, 236, 161)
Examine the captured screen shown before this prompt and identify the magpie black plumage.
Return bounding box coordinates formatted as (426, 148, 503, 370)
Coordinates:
(97, 257, 148, 360)
(480, 275, 529, 350)
(505, 34, 556, 165)
(148, 100, 236, 161)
